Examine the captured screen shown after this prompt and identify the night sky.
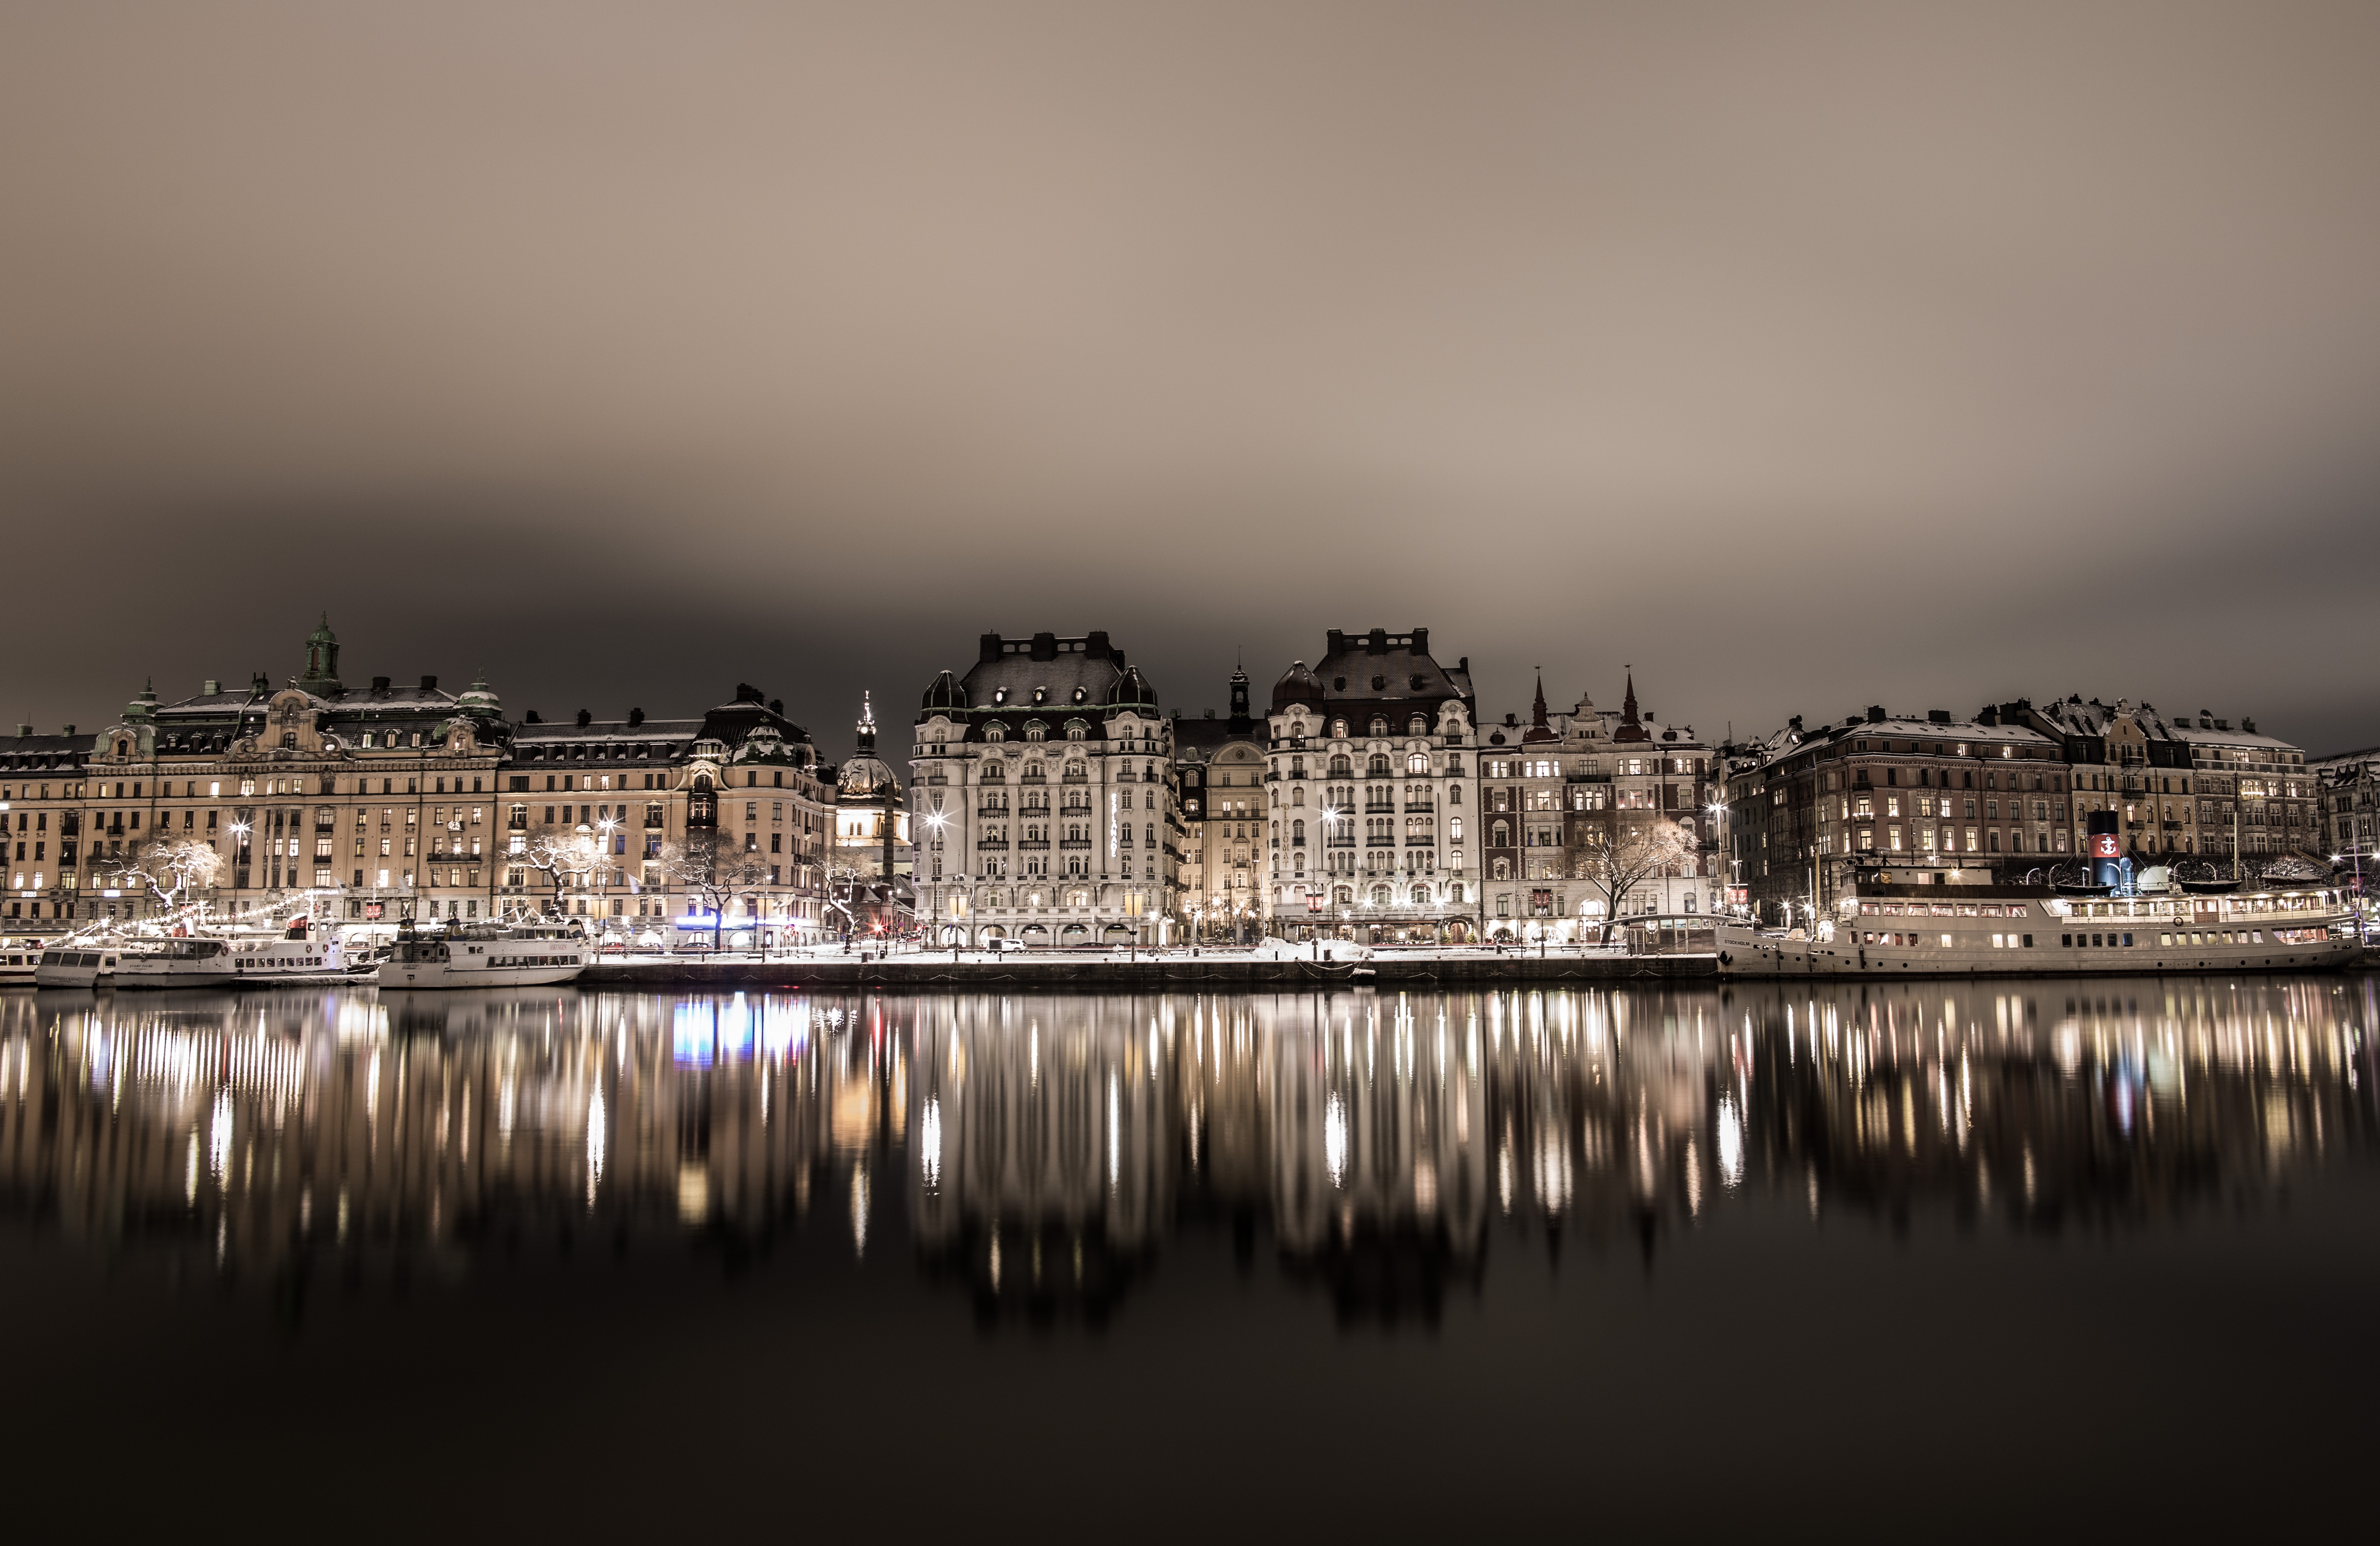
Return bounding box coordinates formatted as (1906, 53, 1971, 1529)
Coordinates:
(6, 3, 2377, 760)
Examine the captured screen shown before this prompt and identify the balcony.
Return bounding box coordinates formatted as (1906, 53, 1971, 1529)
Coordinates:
(1059, 839, 1091, 850)
(1019, 773, 1046, 785)
(976, 806, 1008, 818)
(1405, 801, 1434, 813)
(976, 839, 1010, 851)
(1017, 840, 1050, 851)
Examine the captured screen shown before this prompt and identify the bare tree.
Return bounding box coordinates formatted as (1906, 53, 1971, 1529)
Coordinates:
(659, 833, 770, 949)
(1572, 815, 1695, 944)
(97, 836, 225, 918)
(512, 826, 601, 917)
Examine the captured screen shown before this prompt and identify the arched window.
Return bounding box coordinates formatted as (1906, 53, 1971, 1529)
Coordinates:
(1331, 719, 1348, 738)
(1334, 885, 1353, 904)
(1449, 784, 1463, 805)
(1371, 885, 1391, 904)
(1408, 752, 1428, 774)
(1492, 821, 1508, 846)
(1369, 716, 1388, 737)
(1409, 716, 1427, 735)
(1447, 882, 1465, 904)
(1493, 858, 1510, 880)
(1368, 754, 1391, 776)
(1293, 819, 1306, 841)
(1329, 754, 1351, 775)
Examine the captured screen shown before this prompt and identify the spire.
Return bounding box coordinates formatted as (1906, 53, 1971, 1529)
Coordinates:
(1613, 668, 1650, 743)
(855, 691, 877, 754)
(1522, 669, 1557, 742)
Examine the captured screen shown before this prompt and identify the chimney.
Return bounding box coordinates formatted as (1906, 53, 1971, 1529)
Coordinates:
(1367, 627, 1387, 654)
(1927, 709, 1952, 724)
(769, 699, 783, 716)
(1866, 705, 1886, 723)
(1411, 627, 1429, 657)
(1030, 632, 1058, 661)
(1326, 630, 1348, 656)
(370, 676, 389, 693)
(62, 724, 75, 736)
(1977, 708, 1998, 727)
(420, 675, 437, 692)
(1788, 715, 1803, 732)
(202, 678, 220, 696)
(2242, 717, 2256, 734)
(13, 724, 27, 737)
(525, 710, 541, 724)
(980, 633, 1004, 664)
(1086, 630, 1112, 658)
(628, 707, 645, 727)
(576, 708, 592, 728)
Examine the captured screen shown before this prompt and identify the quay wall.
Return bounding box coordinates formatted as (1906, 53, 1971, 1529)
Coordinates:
(579, 953, 1720, 991)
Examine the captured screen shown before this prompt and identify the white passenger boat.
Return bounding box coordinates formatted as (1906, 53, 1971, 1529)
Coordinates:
(227, 923, 375, 987)
(0, 938, 48, 985)
(380, 921, 589, 990)
(32, 944, 126, 987)
(111, 936, 238, 989)
(1717, 878, 2359, 978)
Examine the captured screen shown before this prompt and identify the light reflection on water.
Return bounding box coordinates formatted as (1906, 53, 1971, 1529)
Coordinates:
(2, 976, 2372, 1326)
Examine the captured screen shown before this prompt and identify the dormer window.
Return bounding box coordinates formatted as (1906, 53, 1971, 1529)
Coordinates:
(1332, 719, 1348, 738)
(1025, 721, 1047, 743)
(985, 723, 1006, 743)
(1072, 686, 1087, 703)
(993, 688, 1009, 705)
(1370, 716, 1388, 737)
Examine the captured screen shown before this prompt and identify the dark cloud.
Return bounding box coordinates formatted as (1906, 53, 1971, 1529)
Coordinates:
(5, 2, 2377, 757)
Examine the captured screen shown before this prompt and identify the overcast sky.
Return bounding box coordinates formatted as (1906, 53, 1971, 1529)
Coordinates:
(5, 2, 2377, 759)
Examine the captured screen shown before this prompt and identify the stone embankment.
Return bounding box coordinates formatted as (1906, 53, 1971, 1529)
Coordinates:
(580, 952, 1717, 991)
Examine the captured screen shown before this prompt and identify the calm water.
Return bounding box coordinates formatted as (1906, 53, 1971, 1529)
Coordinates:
(4, 976, 2376, 1536)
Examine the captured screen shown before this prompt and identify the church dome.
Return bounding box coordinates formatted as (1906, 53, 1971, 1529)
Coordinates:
(838, 754, 899, 798)
(1104, 664, 1157, 709)
(1271, 660, 1320, 712)
(921, 669, 969, 713)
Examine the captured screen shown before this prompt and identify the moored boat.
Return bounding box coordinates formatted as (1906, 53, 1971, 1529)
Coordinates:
(111, 936, 238, 989)
(32, 944, 126, 987)
(1717, 877, 2358, 978)
(226, 921, 375, 987)
(379, 920, 588, 990)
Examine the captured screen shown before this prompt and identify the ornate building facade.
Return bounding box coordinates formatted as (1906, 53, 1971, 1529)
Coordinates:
(4, 619, 836, 943)
(908, 631, 1176, 948)
(1473, 673, 1719, 939)
(1262, 628, 1479, 943)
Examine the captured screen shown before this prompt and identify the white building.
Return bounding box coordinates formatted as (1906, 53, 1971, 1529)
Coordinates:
(1263, 628, 1480, 944)
(909, 631, 1175, 948)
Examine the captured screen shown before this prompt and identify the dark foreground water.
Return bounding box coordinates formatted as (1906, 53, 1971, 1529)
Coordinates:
(3, 975, 2376, 1538)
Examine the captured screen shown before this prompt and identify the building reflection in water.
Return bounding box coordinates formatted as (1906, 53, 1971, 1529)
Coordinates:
(0, 977, 2372, 1324)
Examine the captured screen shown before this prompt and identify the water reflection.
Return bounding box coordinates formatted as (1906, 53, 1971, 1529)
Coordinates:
(1, 978, 2372, 1324)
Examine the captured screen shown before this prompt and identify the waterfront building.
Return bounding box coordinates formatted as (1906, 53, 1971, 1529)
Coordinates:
(1473, 673, 1718, 940)
(909, 631, 1176, 948)
(1724, 706, 2067, 928)
(2312, 745, 2379, 893)
(509, 685, 835, 946)
(1171, 666, 1268, 942)
(1263, 628, 1478, 943)
(2162, 709, 2321, 869)
(2001, 697, 2205, 860)
(4, 618, 836, 944)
